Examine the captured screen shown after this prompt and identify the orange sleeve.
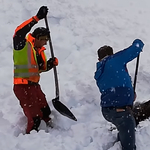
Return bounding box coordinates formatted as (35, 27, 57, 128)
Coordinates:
(14, 16, 39, 35)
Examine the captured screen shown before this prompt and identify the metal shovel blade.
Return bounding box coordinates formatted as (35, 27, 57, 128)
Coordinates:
(52, 98, 77, 121)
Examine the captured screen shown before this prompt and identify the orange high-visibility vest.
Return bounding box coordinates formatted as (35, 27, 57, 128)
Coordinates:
(13, 34, 47, 84)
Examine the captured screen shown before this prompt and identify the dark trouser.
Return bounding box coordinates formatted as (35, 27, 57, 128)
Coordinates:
(102, 107, 136, 150)
(13, 84, 51, 134)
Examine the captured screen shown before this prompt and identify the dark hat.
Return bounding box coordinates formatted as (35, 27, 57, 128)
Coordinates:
(32, 27, 50, 40)
(97, 45, 113, 60)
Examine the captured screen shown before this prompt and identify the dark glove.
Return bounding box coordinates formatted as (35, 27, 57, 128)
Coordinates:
(36, 6, 48, 20)
(48, 57, 58, 66)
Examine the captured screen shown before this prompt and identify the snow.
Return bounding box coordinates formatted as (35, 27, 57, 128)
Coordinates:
(0, 0, 150, 149)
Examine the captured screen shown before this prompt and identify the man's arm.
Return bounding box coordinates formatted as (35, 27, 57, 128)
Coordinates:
(114, 39, 144, 64)
(13, 16, 39, 50)
(46, 57, 58, 71)
(13, 6, 48, 50)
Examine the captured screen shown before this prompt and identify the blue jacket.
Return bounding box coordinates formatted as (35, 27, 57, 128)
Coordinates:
(94, 39, 144, 107)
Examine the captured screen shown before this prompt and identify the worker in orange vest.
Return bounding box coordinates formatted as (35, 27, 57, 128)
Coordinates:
(13, 6, 58, 134)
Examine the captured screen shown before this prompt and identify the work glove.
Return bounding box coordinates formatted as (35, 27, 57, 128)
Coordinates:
(36, 6, 48, 20)
(48, 57, 58, 66)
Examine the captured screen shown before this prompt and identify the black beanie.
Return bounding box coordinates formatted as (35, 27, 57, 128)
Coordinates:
(32, 27, 50, 39)
(97, 45, 113, 60)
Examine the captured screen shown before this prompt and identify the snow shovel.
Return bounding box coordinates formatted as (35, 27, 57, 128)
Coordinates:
(44, 16, 77, 121)
(132, 54, 150, 125)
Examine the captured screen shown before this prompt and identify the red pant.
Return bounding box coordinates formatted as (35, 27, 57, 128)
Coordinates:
(13, 84, 51, 133)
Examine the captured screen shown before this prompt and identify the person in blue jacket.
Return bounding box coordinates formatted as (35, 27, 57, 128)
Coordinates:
(94, 39, 144, 150)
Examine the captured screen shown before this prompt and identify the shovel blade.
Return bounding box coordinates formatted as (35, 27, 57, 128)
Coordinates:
(52, 98, 77, 121)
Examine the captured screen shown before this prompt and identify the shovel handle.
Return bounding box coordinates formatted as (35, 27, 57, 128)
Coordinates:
(44, 16, 59, 98)
(133, 55, 140, 91)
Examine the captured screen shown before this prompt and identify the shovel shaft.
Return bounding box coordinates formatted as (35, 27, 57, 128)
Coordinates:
(133, 55, 140, 91)
(44, 16, 59, 98)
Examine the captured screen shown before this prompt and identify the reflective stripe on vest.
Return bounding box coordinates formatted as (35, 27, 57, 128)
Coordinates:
(14, 64, 39, 77)
(14, 64, 37, 69)
(14, 72, 39, 77)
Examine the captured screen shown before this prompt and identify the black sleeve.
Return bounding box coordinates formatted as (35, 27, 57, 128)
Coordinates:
(46, 59, 54, 71)
(36, 54, 53, 71)
(13, 18, 37, 50)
